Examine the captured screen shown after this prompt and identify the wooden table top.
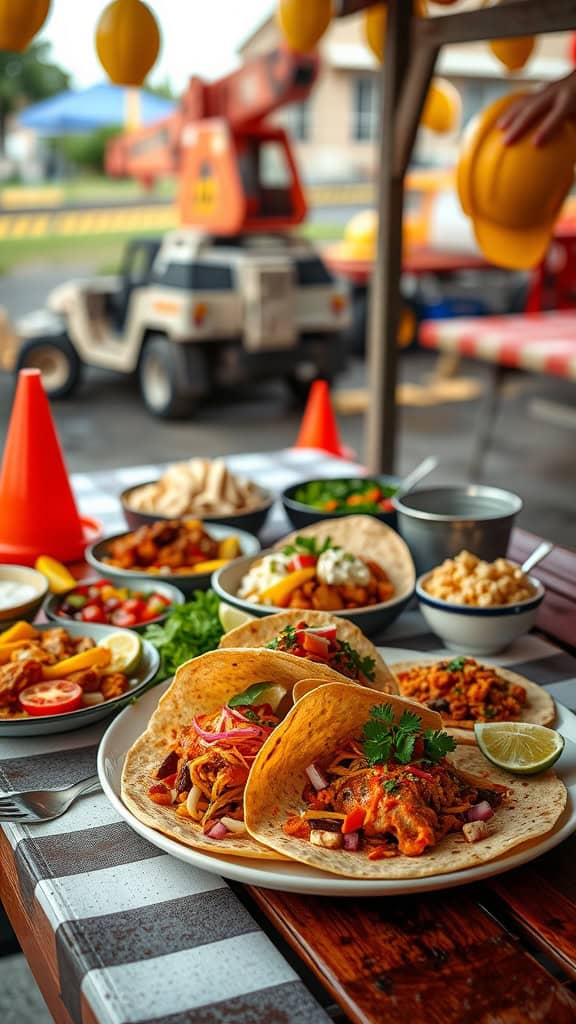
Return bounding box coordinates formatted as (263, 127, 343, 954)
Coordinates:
(1, 487, 575, 1024)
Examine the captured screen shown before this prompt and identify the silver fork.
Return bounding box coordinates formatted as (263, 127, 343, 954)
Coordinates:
(0, 775, 101, 823)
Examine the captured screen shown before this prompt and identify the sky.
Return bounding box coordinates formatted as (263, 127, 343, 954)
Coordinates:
(41, 0, 276, 92)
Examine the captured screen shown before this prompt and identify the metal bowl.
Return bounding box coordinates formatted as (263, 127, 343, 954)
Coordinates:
(211, 551, 414, 637)
(86, 524, 261, 597)
(43, 577, 186, 633)
(120, 481, 274, 537)
(281, 475, 401, 531)
(393, 485, 523, 575)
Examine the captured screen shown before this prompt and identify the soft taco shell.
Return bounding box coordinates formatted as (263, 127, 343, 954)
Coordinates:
(274, 515, 415, 603)
(219, 609, 398, 693)
(391, 660, 556, 745)
(244, 682, 566, 879)
(121, 648, 344, 860)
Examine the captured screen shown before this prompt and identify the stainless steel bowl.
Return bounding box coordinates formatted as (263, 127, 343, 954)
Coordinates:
(392, 485, 523, 575)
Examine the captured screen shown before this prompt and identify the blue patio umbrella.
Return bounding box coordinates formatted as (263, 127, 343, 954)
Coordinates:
(18, 82, 176, 135)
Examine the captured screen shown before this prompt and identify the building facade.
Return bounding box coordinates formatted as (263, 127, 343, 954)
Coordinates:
(240, 14, 572, 184)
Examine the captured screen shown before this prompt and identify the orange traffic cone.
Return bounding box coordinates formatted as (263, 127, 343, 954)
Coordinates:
(0, 369, 100, 565)
(294, 379, 355, 459)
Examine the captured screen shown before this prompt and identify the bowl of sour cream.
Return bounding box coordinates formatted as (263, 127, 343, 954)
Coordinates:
(0, 565, 49, 626)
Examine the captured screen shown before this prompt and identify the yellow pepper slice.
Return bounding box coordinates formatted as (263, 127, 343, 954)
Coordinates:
(0, 621, 38, 644)
(218, 536, 241, 559)
(190, 559, 230, 574)
(35, 556, 77, 594)
(42, 646, 111, 680)
(260, 567, 316, 607)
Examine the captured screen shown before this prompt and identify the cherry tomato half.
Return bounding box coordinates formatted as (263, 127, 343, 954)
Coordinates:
(19, 680, 83, 717)
(80, 603, 107, 624)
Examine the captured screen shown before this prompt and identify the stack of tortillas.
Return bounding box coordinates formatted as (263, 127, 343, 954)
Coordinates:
(126, 459, 266, 518)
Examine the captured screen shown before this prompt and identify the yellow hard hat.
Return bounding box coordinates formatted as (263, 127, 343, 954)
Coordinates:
(457, 91, 576, 270)
(489, 36, 535, 72)
(344, 209, 378, 256)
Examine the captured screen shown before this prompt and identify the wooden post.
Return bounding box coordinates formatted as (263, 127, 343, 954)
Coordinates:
(364, 0, 413, 473)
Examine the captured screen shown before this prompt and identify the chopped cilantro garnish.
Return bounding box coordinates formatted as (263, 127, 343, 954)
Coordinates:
(447, 656, 467, 672)
(267, 624, 298, 652)
(283, 535, 334, 558)
(382, 778, 400, 795)
(362, 703, 456, 766)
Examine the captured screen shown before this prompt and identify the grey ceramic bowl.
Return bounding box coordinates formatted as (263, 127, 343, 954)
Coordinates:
(0, 564, 49, 627)
(43, 577, 185, 632)
(120, 480, 274, 537)
(0, 619, 160, 737)
(85, 524, 261, 597)
(211, 550, 414, 637)
(281, 475, 401, 531)
(393, 485, 523, 575)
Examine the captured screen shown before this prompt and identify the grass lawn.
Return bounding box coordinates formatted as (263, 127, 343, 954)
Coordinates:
(0, 222, 344, 275)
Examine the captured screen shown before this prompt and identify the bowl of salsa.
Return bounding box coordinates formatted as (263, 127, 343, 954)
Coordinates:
(44, 577, 185, 632)
(281, 476, 401, 530)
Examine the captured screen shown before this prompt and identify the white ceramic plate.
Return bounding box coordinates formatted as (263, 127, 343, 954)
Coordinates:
(98, 669, 576, 897)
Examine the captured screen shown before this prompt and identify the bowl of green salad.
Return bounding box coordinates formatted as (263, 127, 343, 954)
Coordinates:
(281, 475, 401, 530)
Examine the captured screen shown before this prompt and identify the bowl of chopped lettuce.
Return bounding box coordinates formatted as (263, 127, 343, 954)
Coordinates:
(281, 475, 401, 530)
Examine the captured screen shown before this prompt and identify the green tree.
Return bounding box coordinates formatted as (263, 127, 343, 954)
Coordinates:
(0, 41, 70, 155)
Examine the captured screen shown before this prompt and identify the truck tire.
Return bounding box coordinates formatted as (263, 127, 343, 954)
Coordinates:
(15, 335, 80, 399)
(139, 335, 208, 419)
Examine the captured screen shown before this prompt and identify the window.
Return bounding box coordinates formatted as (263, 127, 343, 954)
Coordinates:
(282, 100, 310, 142)
(153, 262, 234, 290)
(295, 258, 333, 286)
(352, 77, 379, 141)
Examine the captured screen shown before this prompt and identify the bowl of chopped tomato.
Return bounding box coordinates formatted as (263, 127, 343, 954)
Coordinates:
(44, 577, 185, 632)
(281, 475, 400, 531)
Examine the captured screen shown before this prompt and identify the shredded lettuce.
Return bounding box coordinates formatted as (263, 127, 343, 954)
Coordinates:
(144, 590, 223, 678)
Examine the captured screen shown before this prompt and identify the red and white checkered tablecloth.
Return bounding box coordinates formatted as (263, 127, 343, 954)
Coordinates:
(420, 310, 576, 380)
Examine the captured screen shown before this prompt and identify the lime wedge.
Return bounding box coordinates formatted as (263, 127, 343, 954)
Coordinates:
(98, 631, 142, 674)
(474, 721, 565, 775)
(228, 681, 287, 712)
(219, 602, 256, 633)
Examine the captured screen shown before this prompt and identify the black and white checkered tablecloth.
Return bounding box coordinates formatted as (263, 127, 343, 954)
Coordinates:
(1, 450, 575, 1024)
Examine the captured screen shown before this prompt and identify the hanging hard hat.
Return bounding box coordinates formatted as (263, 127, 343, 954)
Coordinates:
(489, 36, 535, 72)
(96, 0, 160, 87)
(343, 209, 378, 258)
(365, 1, 427, 64)
(421, 79, 461, 134)
(277, 0, 332, 53)
(457, 92, 576, 270)
(0, 0, 51, 52)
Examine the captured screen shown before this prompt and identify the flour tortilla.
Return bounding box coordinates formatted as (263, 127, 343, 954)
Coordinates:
(121, 648, 345, 860)
(219, 609, 398, 693)
(391, 660, 556, 745)
(244, 682, 567, 879)
(274, 515, 415, 604)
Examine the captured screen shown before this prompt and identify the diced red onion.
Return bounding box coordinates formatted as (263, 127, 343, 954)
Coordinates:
(343, 831, 359, 851)
(220, 816, 247, 834)
(207, 821, 229, 839)
(467, 800, 494, 823)
(305, 762, 329, 791)
(192, 718, 263, 743)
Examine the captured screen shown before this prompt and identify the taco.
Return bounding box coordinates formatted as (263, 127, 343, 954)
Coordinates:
(236, 515, 414, 614)
(219, 610, 398, 693)
(392, 657, 556, 744)
(244, 683, 566, 878)
(121, 648, 344, 860)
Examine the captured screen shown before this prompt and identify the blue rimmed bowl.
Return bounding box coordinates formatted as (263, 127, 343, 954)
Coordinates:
(416, 571, 545, 655)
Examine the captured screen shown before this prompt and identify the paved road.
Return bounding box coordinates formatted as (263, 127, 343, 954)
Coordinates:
(0, 266, 575, 547)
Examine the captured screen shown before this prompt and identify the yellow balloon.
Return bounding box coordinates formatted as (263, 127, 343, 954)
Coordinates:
(421, 79, 461, 134)
(277, 0, 332, 53)
(96, 0, 160, 87)
(489, 36, 535, 72)
(365, 1, 427, 64)
(0, 0, 50, 52)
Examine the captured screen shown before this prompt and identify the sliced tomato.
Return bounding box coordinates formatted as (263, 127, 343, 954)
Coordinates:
(80, 603, 107, 624)
(288, 554, 317, 572)
(19, 680, 83, 717)
(303, 625, 338, 643)
(301, 632, 330, 658)
(111, 608, 137, 628)
(122, 597, 146, 617)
